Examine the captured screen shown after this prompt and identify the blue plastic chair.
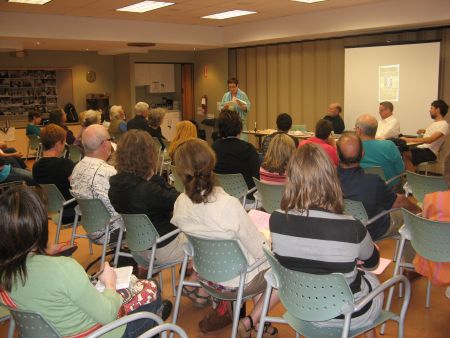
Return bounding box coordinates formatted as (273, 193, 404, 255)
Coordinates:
(252, 178, 284, 213)
(114, 214, 181, 296)
(258, 249, 411, 338)
(216, 173, 256, 207)
(405, 171, 447, 203)
(40, 184, 77, 244)
(172, 235, 267, 338)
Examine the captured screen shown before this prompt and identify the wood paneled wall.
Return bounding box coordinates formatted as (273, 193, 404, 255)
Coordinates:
(230, 27, 450, 135)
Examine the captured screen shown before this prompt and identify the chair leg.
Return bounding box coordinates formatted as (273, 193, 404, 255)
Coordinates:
(54, 209, 63, 244)
(230, 275, 246, 338)
(380, 238, 406, 335)
(171, 266, 177, 296)
(7, 317, 15, 338)
(172, 254, 189, 326)
(393, 239, 400, 262)
(159, 272, 164, 293)
(113, 227, 125, 267)
(256, 283, 273, 338)
(341, 314, 351, 338)
(425, 279, 432, 308)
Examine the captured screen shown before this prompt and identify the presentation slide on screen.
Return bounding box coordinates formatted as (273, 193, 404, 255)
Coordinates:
(344, 42, 440, 135)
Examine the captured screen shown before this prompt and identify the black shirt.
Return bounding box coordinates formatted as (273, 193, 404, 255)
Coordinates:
(324, 114, 345, 134)
(211, 137, 260, 190)
(338, 166, 396, 240)
(32, 157, 75, 200)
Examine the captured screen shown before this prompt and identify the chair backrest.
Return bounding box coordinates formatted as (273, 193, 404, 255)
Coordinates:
(253, 178, 284, 213)
(169, 164, 184, 193)
(27, 134, 41, 149)
(406, 171, 447, 203)
(343, 199, 368, 225)
(40, 184, 66, 213)
(291, 124, 306, 132)
(216, 173, 248, 199)
(6, 306, 61, 338)
(120, 214, 160, 252)
(67, 145, 83, 163)
(363, 166, 386, 181)
(402, 209, 450, 262)
(76, 198, 112, 233)
(186, 234, 248, 283)
(264, 248, 354, 321)
(0, 181, 24, 194)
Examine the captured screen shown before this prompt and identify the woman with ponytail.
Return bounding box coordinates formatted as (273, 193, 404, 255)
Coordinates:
(171, 139, 279, 337)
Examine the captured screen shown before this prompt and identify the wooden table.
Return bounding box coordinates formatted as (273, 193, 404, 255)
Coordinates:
(243, 129, 314, 149)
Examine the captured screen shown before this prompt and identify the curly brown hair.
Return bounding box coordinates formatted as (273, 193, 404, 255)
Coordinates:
(174, 139, 217, 204)
(115, 130, 158, 179)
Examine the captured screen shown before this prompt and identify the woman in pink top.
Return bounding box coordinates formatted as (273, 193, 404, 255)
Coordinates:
(299, 119, 339, 166)
(260, 133, 295, 184)
(413, 152, 450, 295)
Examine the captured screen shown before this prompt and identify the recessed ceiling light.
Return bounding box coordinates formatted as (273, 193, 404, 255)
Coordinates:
(8, 0, 52, 4)
(116, 1, 174, 13)
(202, 10, 256, 20)
(291, 0, 327, 3)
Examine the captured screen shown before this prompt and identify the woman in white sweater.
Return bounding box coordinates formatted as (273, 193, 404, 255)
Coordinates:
(171, 138, 279, 338)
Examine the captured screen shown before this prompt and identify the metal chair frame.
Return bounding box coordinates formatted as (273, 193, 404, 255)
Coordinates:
(114, 214, 181, 295)
(172, 235, 267, 338)
(258, 249, 411, 338)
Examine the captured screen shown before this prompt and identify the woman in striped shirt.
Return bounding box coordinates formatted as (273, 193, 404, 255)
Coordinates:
(269, 143, 382, 338)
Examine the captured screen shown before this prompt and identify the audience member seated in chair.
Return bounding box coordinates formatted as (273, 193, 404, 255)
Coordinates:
(299, 119, 339, 166)
(70, 124, 122, 245)
(0, 142, 27, 170)
(270, 143, 380, 338)
(26, 111, 42, 137)
(260, 133, 295, 185)
(356, 114, 404, 187)
(375, 101, 400, 140)
(172, 139, 280, 337)
(0, 157, 35, 186)
(49, 108, 75, 145)
(401, 99, 449, 172)
(108, 105, 127, 142)
(109, 130, 187, 272)
(323, 102, 345, 134)
(74, 109, 102, 148)
(0, 186, 165, 338)
(167, 120, 197, 161)
(413, 152, 450, 298)
(212, 110, 260, 194)
(337, 133, 420, 241)
(261, 113, 297, 159)
(32, 124, 76, 223)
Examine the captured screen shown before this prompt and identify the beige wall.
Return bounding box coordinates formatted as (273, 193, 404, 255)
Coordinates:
(0, 50, 115, 114)
(193, 48, 229, 121)
(233, 27, 450, 169)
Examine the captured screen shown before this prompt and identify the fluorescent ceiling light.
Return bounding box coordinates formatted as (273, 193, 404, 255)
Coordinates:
(202, 10, 256, 20)
(8, 0, 52, 4)
(116, 1, 174, 13)
(291, 0, 327, 3)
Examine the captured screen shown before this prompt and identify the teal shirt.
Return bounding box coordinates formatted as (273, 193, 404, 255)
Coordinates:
(220, 89, 251, 126)
(8, 255, 124, 337)
(361, 139, 404, 186)
(26, 123, 40, 136)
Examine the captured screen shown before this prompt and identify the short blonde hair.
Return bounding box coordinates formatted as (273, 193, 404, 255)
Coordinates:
(134, 102, 149, 116)
(148, 108, 166, 127)
(261, 133, 295, 174)
(79, 109, 101, 127)
(168, 121, 197, 159)
(281, 143, 343, 214)
(109, 105, 123, 121)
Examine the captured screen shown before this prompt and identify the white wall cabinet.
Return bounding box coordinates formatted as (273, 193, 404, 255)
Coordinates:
(134, 63, 175, 93)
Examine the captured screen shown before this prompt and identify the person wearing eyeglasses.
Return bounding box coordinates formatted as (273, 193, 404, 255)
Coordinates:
(70, 124, 122, 245)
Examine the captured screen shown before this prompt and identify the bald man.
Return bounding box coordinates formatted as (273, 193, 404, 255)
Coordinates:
(337, 133, 420, 241)
(323, 102, 345, 134)
(355, 114, 404, 187)
(70, 124, 122, 244)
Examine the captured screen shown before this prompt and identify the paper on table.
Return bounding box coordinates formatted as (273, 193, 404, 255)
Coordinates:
(95, 266, 133, 292)
(248, 209, 271, 230)
(361, 257, 392, 275)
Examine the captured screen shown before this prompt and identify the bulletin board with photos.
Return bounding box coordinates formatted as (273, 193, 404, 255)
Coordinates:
(0, 69, 58, 116)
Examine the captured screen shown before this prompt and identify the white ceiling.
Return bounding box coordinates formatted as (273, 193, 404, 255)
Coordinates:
(0, 0, 449, 53)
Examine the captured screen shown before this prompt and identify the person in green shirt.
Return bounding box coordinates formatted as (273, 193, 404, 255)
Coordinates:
(26, 111, 42, 136)
(0, 186, 163, 338)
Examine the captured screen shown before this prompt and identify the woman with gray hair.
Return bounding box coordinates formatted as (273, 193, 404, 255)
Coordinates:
(108, 105, 127, 141)
(148, 107, 167, 149)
